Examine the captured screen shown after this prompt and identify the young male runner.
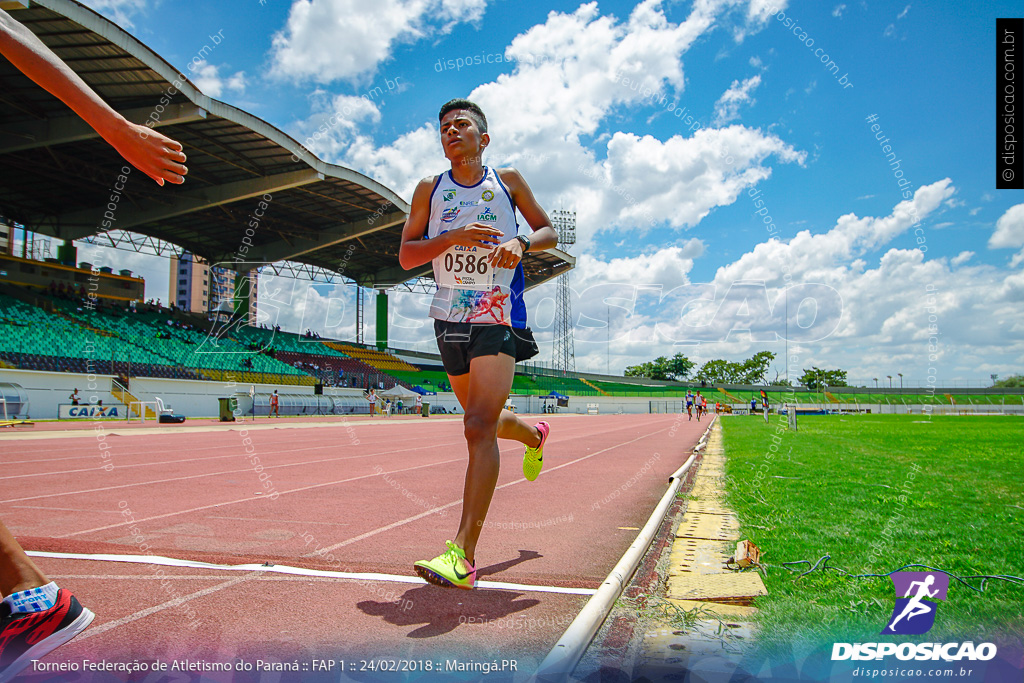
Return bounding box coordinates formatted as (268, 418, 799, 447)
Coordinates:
(399, 99, 558, 589)
(0, 8, 187, 680)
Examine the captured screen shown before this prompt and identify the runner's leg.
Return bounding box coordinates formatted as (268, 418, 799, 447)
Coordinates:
(450, 353, 515, 565)
(449, 374, 541, 448)
(0, 521, 48, 597)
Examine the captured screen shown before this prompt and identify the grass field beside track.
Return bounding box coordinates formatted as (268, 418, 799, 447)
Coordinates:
(720, 414, 1024, 650)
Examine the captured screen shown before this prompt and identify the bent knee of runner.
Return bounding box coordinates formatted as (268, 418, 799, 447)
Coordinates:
(463, 413, 498, 448)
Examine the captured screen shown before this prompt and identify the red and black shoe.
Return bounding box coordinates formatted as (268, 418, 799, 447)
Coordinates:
(0, 589, 94, 683)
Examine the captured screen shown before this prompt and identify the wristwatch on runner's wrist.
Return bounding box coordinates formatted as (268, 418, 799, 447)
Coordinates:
(516, 234, 531, 252)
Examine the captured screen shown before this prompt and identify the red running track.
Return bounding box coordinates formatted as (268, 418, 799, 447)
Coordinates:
(0, 412, 707, 676)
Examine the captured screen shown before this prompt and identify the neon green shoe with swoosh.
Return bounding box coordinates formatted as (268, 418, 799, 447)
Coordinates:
(523, 421, 550, 481)
(414, 540, 476, 590)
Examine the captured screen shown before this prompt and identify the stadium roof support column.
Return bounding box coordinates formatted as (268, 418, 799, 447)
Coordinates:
(376, 289, 388, 351)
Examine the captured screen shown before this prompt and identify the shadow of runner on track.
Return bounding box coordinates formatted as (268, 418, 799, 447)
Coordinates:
(357, 550, 545, 637)
(476, 549, 542, 579)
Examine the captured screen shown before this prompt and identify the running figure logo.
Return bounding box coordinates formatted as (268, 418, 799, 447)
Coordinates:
(883, 572, 949, 635)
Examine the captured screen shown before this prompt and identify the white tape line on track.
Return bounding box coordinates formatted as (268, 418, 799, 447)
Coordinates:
(27, 551, 597, 596)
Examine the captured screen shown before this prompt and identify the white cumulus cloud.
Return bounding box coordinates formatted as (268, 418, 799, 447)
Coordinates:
(269, 0, 487, 84)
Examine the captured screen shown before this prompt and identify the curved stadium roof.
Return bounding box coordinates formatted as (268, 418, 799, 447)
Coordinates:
(0, 0, 574, 290)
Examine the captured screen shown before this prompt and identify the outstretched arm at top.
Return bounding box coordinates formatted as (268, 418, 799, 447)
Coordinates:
(0, 8, 187, 185)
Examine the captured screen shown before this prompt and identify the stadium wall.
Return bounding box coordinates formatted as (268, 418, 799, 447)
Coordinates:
(2, 368, 1019, 420)
(0, 368, 116, 420)
(0, 368, 466, 419)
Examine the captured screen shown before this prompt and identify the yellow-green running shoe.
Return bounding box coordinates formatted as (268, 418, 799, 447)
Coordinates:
(523, 421, 550, 481)
(414, 540, 476, 590)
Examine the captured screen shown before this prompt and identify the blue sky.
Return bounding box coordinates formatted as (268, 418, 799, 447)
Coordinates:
(71, 0, 1024, 384)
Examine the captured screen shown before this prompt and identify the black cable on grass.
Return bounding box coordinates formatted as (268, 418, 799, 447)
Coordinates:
(778, 554, 1024, 593)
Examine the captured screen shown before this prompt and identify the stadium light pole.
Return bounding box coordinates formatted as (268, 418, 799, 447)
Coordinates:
(887, 375, 892, 389)
(873, 377, 878, 388)
(898, 372, 903, 394)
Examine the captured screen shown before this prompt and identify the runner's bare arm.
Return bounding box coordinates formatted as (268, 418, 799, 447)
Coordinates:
(399, 176, 503, 269)
(0, 8, 187, 185)
(487, 168, 558, 269)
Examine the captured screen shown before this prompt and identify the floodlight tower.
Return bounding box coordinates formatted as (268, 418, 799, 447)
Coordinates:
(551, 210, 577, 375)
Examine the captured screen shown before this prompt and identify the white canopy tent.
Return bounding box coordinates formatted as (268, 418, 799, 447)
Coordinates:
(378, 385, 420, 400)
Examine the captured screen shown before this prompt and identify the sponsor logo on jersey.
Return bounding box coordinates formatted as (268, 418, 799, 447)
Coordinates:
(459, 200, 478, 207)
(477, 208, 498, 222)
(481, 189, 495, 201)
(443, 189, 456, 202)
(442, 207, 460, 223)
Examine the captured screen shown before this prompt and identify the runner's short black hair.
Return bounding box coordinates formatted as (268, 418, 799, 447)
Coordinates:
(438, 98, 488, 133)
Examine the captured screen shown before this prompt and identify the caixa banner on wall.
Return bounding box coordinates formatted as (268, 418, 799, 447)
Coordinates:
(58, 404, 127, 420)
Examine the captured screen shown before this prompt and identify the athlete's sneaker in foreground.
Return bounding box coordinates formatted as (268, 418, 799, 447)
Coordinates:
(523, 421, 550, 481)
(0, 589, 95, 683)
(414, 540, 476, 590)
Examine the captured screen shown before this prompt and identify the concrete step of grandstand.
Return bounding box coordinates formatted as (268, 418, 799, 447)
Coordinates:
(112, 384, 155, 419)
(717, 387, 742, 402)
(201, 367, 317, 386)
(324, 341, 421, 373)
(579, 377, 610, 396)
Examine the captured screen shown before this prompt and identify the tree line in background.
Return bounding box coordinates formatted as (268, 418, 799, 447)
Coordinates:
(624, 352, 849, 389)
(625, 351, 781, 385)
(625, 353, 1021, 390)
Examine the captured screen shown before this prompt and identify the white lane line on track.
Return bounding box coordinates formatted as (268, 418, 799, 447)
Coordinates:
(0, 418, 463, 441)
(28, 551, 597, 596)
(11, 418, 654, 507)
(0, 430, 439, 467)
(0, 440, 420, 481)
(43, 419, 679, 538)
(1, 417, 639, 494)
(0, 414, 621, 471)
(72, 572, 256, 641)
(0, 413, 593, 442)
(57, 457, 466, 538)
(206, 516, 351, 526)
(311, 427, 671, 556)
(10, 505, 124, 513)
(0, 438, 466, 504)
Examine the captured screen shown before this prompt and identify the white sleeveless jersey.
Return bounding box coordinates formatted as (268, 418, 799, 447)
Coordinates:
(426, 166, 522, 325)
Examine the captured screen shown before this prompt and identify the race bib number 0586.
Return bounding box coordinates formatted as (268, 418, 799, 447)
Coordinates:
(437, 245, 494, 289)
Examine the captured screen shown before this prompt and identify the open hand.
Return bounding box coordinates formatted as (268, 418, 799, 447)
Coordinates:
(107, 121, 188, 185)
(487, 239, 524, 270)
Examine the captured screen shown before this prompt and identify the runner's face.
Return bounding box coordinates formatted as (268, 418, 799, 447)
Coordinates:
(440, 110, 488, 161)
